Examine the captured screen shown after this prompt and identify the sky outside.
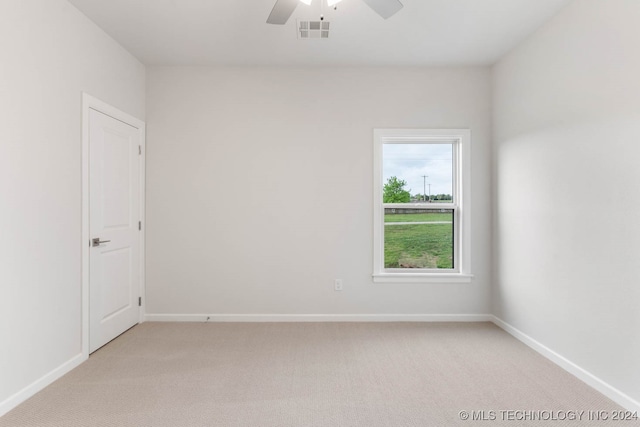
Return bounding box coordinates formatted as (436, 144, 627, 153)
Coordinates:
(383, 143, 452, 199)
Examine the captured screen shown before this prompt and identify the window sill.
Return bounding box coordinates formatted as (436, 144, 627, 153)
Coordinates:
(372, 273, 474, 284)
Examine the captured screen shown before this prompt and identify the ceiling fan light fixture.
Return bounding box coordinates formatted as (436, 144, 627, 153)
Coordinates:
(267, 0, 403, 25)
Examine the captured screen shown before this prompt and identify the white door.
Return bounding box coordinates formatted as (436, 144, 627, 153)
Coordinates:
(89, 108, 141, 353)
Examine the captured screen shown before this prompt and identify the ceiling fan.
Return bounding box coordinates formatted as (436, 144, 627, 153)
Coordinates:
(267, 0, 404, 25)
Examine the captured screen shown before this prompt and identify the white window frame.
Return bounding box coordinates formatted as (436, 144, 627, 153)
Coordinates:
(373, 129, 472, 283)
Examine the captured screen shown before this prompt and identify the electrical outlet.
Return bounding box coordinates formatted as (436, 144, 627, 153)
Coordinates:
(334, 279, 343, 291)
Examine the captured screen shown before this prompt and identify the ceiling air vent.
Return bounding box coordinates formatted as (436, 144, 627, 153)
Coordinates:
(297, 20, 330, 39)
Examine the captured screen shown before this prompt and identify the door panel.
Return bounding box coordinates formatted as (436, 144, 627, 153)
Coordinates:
(102, 131, 132, 228)
(100, 248, 132, 320)
(89, 108, 140, 353)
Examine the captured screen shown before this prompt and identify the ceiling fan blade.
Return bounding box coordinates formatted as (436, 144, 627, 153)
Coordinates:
(267, 0, 299, 25)
(361, 0, 403, 19)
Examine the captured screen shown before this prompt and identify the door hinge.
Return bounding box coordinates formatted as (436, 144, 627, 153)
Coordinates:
(138, 221, 142, 231)
(138, 297, 142, 306)
(138, 145, 142, 155)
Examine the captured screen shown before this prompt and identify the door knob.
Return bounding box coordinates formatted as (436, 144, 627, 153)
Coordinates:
(92, 238, 111, 247)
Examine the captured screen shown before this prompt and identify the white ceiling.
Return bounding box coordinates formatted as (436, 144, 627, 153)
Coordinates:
(67, 0, 572, 66)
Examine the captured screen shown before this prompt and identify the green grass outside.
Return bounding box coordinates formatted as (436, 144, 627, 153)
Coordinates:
(384, 212, 452, 223)
(384, 222, 453, 269)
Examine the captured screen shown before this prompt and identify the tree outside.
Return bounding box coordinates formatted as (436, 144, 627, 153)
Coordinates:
(383, 176, 411, 203)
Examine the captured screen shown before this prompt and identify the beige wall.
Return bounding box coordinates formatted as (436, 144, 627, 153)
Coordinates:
(0, 0, 145, 412)
(145, 66, 492, 318)
(492, 0, 640, 408)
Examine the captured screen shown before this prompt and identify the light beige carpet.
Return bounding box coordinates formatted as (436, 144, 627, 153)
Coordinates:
(1, 322, 636, 427)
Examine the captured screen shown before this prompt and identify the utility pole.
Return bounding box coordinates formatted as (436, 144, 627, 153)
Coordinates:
(428, 183, 431, 202)
(422, 175, 428, 202)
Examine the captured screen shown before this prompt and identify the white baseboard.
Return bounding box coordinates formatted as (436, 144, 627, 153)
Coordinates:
(145, 313, 493, 323)
(491, 316, 640, 413)
(0, 352, 86, 417)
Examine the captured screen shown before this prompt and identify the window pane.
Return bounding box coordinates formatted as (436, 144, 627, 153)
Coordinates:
(384, 208, 454, 269)
(382, 144, 453, 203)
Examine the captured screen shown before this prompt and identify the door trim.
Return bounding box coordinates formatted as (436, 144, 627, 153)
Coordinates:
(81, 93, 146, 357)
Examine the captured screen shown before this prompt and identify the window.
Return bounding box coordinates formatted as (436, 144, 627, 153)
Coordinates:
(373, 129, 472, 283)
